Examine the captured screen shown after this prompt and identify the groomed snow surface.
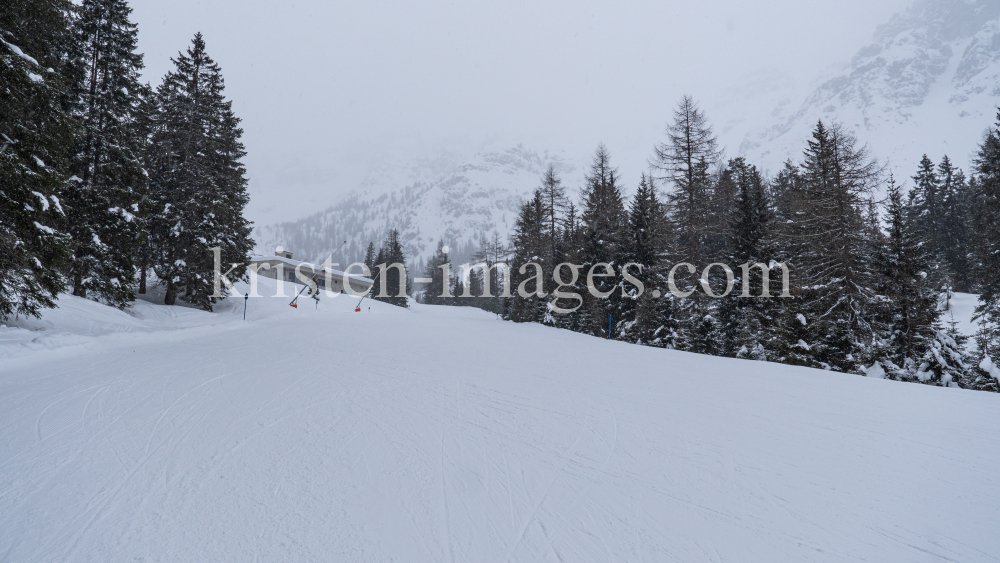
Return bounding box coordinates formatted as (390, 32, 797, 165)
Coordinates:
(1, 278, 998, 562)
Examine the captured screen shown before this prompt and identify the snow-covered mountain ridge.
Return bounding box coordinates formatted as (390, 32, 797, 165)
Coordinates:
(725, 0, 1000, 174)
(254, 146, 579, 269)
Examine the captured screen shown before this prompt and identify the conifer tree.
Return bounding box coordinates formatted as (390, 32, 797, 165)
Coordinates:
(650, 96, 720, 269)
(909, 155, 943, 249)
(707, 163, 737, 261)
(135, 89, 155, 294)
(650, 97, 722, 351)
(63, 0, 148, 307)
(420, 239, 451, 305)
(363, 241, 376, 274)
(146, 33, 253, 310)
(0, 0, 76, 319)
(937, 156, 974, 291)
(907, 154, 950, 288)
(970, 110, 1000, 391)
(770, 160, 799, 222)
(555, 201, 587, 331)
(779, 121, 882, 372)
(539, 164, 568, 268)
(621, 173, 676, 347)
(470, 231, 508, 315)
(873, 177, 966, 385)
(719, 158, 776, 359)
(509, 190, 547, 323)
(373, 228, 408, 308)
(579, 144, 627, 337)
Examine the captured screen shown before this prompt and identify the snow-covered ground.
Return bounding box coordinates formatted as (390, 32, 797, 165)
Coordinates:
(945, 292, 985, 350)
(1, 278, 998, 562)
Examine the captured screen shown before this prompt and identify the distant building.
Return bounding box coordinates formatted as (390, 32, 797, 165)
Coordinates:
(249, 248, 374, 295)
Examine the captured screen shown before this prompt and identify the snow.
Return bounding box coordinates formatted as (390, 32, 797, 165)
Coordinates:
(32, 221, 55, 235)
(1, 276, 998, 562)
(32, 191, 49, 211)
(865, 361, 887, 379)
(50, 195, 64, 215)
(1, 38, 39, 66)
(944, 292, 985, 349)
(981, 357, 1000, 380)
(109, 206, 135, 222)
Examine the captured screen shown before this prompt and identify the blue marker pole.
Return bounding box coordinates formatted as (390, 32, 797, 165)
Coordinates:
(608, 314, 612, 340)
(244, 293, 249, 320)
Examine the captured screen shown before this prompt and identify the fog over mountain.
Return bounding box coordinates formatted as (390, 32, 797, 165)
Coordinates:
(132, 0, 913, 220)
(719, 0, 1000, 176)
(245, 0, 999, 269)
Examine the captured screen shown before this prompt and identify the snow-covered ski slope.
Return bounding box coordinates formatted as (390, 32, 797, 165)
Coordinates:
(1, 279, 998, 562)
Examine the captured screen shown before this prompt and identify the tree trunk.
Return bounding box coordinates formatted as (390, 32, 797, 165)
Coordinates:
(72, 270, 86, 298)
(138, 263, 147, 294)
(164, 279, 176, 305)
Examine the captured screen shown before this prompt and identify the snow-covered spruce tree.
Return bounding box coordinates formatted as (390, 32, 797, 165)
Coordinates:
(0, 0, 76, 320)
(363, 241, 376, 275)
(146, 33, 253, 310)
(579, 144, 627, 338)
(937, 156, 974, 292)
(908, 156, 943, 254)
(373, 228, 408, 308)
(508, 190, 548, 323)
(718, 158, 777, 360)
(769, 160, 799, 223)
(707, 160, 737, 262)
(621, 173, 677, 348)
(906, 154, 953, 290)
(62, 0, 148, 307)
(872, 177, 968, 386)
(778, 121, 882, 372)
(556, 201, 588, 332)
(969, 110, 1000, 392)
(420, 239, 451, 305)
(134, 87, 156, 294)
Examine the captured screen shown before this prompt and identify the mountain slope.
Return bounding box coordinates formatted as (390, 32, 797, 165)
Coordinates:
(1, 277, 998, 562)
(725, 0, 1000, 175)
(257, 0, 1000, 266)
(254, 146, 578, 269)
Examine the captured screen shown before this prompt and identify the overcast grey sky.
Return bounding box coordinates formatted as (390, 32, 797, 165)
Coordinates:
(132, 0, 915, 224)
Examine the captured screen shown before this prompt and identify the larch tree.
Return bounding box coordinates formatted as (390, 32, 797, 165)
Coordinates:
(779, 121, 883, 372)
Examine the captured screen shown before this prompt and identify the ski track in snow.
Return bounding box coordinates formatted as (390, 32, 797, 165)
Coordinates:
(0, 279, 998, 562)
